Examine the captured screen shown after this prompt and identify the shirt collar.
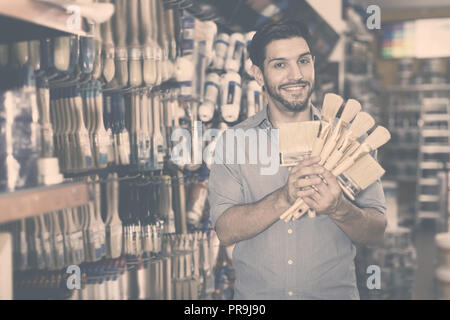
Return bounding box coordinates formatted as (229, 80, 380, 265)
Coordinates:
(256, 104, 322, 129)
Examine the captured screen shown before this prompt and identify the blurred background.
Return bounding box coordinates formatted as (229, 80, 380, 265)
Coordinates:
(1, 0, 450, 300)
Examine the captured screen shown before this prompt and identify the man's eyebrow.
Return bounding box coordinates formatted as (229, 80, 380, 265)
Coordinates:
(267, 52, 313, 63)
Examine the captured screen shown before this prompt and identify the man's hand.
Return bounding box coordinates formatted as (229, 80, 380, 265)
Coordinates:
(301, 168, 343, 215)
(282, 156, 324, 205)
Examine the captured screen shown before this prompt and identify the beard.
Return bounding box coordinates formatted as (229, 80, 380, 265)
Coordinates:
(265, 79, 314, 112)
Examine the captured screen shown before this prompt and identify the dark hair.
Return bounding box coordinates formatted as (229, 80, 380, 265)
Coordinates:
(248, 20, 313, 70)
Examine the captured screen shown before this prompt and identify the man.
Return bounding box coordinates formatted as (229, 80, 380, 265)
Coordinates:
(208, 20, 387, 299)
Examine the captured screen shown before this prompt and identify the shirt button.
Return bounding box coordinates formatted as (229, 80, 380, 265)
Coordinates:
(288, 291, 293, 296)
(288, 259, 293, 265)
(287, 229, 293, 234)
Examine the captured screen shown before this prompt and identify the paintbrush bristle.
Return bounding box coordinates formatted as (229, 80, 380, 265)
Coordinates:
(343, 154, 385, 190)
(279, 121, 320, 152)
(340, 99, 362, 124)
(322, 93, 343, 121)
(363, 126, 391, 150)
(348, 112, 375, 138)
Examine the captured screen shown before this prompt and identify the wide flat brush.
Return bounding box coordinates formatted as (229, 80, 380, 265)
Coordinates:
(279, 121, 320, 167)
(319, 99, 361, 165)
(336, 153, 386, 201)
(325, 111, 375, 170)
(332, 126, 391, 176)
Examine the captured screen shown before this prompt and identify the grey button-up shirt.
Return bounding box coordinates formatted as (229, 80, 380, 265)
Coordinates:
(208, 105, 386, 300)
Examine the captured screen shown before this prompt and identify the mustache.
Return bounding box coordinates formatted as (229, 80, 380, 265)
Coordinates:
(279, 81, 310, 88)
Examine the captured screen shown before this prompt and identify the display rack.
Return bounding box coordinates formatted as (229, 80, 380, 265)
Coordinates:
(416, 98, 450, 222)
(0, 0, 94, 42)
(0, 182, 90, 224)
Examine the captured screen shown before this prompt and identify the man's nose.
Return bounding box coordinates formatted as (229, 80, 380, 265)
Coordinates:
(287, 64, 304, 81)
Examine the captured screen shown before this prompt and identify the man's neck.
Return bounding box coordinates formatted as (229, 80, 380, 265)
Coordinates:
(267, 100, 312, 128)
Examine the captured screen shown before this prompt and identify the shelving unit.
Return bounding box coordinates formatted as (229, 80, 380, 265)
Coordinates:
(416, 98, 450, 222)
(0, 182, 90, 224)
(0, 0, 92, 42)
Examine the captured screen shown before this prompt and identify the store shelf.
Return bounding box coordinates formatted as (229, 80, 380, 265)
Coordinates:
(385, 83, 450, 93)
(417, 211, 441, 220)
(0, 182, 90, 224)
(421, 129, 450, 137)
(0, 0, 91, 42)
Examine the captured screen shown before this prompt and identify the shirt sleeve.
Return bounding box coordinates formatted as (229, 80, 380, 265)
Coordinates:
(208, 132, 245, 228)
(353, 149, 387, 214)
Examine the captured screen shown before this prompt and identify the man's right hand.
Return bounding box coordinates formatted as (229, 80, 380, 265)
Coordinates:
(283, 156, 324, 205)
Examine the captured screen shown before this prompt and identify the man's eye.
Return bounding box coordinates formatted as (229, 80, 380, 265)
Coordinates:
(299, 58, 311, 65)
(274, 63, 285, 69)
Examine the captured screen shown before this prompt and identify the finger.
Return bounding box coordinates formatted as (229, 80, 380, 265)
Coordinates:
(302, 196, 319, 210)
(295, 165, 325, 179)
(294, 176, 322, 189)
(296, 188, 316, 198)
(314, 181, 329, 196)
(290, 156, 320, 174)
(322, 170, 339, 187)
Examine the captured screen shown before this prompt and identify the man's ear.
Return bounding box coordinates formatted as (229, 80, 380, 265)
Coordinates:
(251, 65, 265, 88)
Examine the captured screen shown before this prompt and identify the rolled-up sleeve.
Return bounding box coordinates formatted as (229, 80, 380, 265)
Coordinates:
(208, 134, 245, 228)
(354, 150, 387, 214)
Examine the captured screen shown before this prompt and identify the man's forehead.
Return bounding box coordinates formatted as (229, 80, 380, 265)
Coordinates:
(265, 37, 311, 61)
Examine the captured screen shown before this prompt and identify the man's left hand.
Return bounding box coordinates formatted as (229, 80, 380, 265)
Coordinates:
(301, 168, 343, 215)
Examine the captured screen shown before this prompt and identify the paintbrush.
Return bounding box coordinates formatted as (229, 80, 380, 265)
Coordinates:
(332, 126, 391, 176)
(92, 81, 110, 168)
(28, 40, 41, 71)
(288, 125, 389, 222)
(283, 111, 378, 222)
(0, 44, 8, 66)
(11, 41, 29, 67)
(324, 111, 376, 170)
(36, 77, 54, 158)
(151, 92, 165, 170)
(140, 0, 158, 86)
(100, 0, 116, 83)
(50, 211, 66, 269)
(105, 173, 123, 259)
(283, 93, 342, 219)
(319, 99, 361, 165)
(336, 153, 386, 201)
(112, 0, 129, 87)
(73, 86, 94, 170)
(128, 0, 143, 87)
(278, 121, 320, 167)
(53, 37, 71, 72)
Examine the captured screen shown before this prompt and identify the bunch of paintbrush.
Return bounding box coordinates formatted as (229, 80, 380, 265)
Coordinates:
(279, 93, 391, 221)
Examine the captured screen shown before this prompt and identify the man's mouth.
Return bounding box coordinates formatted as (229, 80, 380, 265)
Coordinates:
(280, 83, 308, 93)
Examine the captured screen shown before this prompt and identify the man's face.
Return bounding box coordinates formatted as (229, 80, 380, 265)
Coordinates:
(256, 37, 315, 113)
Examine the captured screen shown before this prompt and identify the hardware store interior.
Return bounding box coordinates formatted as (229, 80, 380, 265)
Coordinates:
(1, 0, 450, 300)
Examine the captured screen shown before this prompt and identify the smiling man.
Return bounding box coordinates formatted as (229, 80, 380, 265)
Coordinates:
(208, 20, 387, 300)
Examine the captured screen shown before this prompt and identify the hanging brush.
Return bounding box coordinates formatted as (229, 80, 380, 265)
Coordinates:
(128, 0, 143, 87)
